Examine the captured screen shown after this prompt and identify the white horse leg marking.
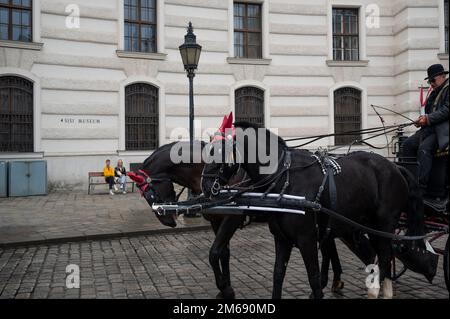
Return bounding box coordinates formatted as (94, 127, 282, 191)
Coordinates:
(383, 278, 393, 299)
(368, 287, 380, 299)
(365, 263, 380, 299)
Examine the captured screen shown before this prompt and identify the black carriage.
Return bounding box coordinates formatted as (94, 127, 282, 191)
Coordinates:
(392, 128, 449, 293)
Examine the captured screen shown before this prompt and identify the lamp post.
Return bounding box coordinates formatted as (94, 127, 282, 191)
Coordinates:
(179, 22, 201, 216)
(179, 21, 202, 163)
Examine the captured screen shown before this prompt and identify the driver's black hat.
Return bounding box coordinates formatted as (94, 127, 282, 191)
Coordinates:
(425, 64, 449, 80)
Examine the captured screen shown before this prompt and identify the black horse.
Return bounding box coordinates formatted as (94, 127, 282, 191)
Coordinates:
(129, 141, 243, 299)
(129, 140, 371, 298)
(201, 122, 427, 299)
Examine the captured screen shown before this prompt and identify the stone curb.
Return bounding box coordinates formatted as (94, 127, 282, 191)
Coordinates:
(0, 225, 212, 249)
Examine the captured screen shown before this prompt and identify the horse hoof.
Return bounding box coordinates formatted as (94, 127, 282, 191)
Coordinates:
(321, 278, 329, 289)
(217, 286, 235, 299)
(331, 280, 344, 294)
(309, 291, 324, 299)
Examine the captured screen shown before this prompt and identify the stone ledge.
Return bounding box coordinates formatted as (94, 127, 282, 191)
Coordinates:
(117, 150, 155, 157)
(116, 50, 167, 60)
(0, 152, 44, 160)
(438, 53, 449, 60)
(227, 57, 272, 65)
(0, 40, 43, 51)
(326, 60, 369, 67)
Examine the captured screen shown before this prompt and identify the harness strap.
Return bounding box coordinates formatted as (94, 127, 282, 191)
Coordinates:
(313, 153, 339, 246)
(260, 149, 293, 244)
(325, 166, 337, 238)
(277, 151, 291, 202)
(313, 170, 329, 241)
(260, 150, 288, 199)
(175, 187, 186, 202)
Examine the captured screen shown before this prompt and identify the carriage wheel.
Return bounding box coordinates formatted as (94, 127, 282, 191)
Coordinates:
(444, 236, 449, 294)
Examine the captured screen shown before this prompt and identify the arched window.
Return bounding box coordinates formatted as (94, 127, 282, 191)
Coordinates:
(0, 76, 34, 152)
(334, 87, 361, 145)
(235, 86, 264, 126)
(125, 83, 159, 150)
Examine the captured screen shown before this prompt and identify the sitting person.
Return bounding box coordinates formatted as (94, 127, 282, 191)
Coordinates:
(103, 159, 117, 195)
(402, 63, 449, 195)
(115, 159, 127, 194)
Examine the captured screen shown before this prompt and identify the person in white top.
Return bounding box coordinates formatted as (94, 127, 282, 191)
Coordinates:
(115, 159, 127, 194)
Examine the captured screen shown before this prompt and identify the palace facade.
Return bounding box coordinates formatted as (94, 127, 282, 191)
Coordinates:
(0, 0, 448, 189)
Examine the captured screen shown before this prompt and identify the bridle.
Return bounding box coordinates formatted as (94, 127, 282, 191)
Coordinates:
(131, 170, 175, 207)
(201, 138, 292, 198)
(201, 138, 244, 196)
(202, 165, 231, 196)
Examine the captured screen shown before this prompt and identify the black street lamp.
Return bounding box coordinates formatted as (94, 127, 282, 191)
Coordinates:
(179, 22, 202, 162)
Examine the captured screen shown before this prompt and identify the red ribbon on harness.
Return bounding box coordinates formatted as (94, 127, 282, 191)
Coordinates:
(128, 170, 151, 195)
(420, 86, 433, 107)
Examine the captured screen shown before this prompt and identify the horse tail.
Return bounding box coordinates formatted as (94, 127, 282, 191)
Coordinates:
(397, 165, 424, 236)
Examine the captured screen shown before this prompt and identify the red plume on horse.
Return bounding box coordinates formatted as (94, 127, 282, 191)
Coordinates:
(212, 112, 235, 142)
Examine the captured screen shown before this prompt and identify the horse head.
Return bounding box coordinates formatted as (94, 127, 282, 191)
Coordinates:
(202, 120, 285, 198)
(128, 151, 178, 228)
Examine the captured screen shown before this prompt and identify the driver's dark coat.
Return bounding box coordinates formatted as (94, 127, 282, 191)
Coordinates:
(425, 78, 449, 150)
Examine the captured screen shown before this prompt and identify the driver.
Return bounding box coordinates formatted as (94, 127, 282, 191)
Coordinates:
(401, 63, 449, 195)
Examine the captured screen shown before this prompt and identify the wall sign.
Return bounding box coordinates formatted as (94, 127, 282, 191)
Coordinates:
(60, 117, 101, 125)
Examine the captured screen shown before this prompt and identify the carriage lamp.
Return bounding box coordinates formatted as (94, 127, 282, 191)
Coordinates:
(179, 22, 202, 216)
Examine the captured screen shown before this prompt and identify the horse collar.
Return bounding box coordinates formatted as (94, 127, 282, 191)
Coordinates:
(312, 151, 341, 176)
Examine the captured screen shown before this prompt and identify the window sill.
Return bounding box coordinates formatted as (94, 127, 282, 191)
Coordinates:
(326, 60, 369, 67)
(117, 150, 155, 157)
(227, 57, 272, 65)
(0, 152, 44, 160)
(0, 40, 43, 51)
(437, 53, 449, 60)
(116, 50, 167, 60)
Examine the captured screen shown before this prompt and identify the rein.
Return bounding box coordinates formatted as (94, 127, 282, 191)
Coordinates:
(153, 191, 447, 241)
(198, 138, 447, 242)
(285, 123, 410, 143)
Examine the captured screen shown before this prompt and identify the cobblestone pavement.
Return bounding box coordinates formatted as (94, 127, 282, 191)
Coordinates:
(0, 225, 447, 299)
(0, 191, 209, 246)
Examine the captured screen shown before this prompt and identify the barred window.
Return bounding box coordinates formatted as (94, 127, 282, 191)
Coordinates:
(235, 87, 264, 126)
(334, 87, 361, 145)
(445, 0, 449, 53)
(0, 76, 34, 153)
(125, 83, 159, 151)
(0, 0, 32, 42)
(124, 0, 157, 53)
(234, 2, 262, 59)
(333, 8, 359, 61)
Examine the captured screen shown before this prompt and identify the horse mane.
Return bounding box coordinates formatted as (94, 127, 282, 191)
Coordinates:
(142, 142, 176, 168)
(233, 121, 288, 148)
(142, 140, 207, 169)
